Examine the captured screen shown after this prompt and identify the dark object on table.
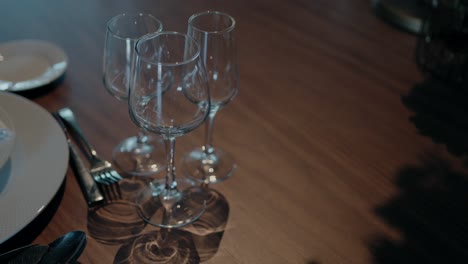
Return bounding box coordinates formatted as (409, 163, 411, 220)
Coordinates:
(0, 245, 48, 263)
(371, 0, 432, 34)
(0, 230, 87, 264)
(416, 0, 468, 88)
(38, 230, 87, 264)
(402, 77, 468, 157)
(371, 157, 468, 263)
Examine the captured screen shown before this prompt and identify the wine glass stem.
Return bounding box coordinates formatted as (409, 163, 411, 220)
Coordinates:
(137, 130, 149, 144)
(204, 111, 217, 155)
(164, 137, 177, 190)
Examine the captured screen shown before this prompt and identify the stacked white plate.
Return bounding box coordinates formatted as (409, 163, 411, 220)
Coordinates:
(0, 92, 68, 243)
(0, 39, 67, 91)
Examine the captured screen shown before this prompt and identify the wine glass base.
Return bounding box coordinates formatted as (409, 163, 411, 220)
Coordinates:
(112, 135, 166, 176)
(136, 178, 206, 228)
(181, 147, 237, 184)
(114, 229, 200, 263)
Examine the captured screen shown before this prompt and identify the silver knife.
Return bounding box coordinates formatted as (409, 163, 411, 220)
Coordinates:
(53, 113, 104, 206)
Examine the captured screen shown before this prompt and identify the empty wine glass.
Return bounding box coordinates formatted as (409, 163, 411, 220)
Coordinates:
(181, 11, 239, 184)
(103, 13, 165, 176)
(129, 32, 210, 227)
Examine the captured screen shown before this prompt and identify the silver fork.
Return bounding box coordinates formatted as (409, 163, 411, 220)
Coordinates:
(57, 108, 123, 189)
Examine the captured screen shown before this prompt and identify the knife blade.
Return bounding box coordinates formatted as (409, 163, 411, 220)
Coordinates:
(53, 113, 104, 206)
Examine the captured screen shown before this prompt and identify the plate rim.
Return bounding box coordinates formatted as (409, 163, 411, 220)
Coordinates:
(0, 39, 68, 92)
(0, 92, 69, 243)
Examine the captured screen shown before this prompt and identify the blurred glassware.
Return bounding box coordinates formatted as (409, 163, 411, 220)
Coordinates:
(103, 13, 166, 176)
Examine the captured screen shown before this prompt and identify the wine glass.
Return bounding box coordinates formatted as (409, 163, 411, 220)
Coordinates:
(181, 11, 239, 184)
(129, 32, 210, 227)
(103, 13, 165, 176)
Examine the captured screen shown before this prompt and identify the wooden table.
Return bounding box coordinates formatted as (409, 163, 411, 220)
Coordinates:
(2, 0, 467, 263)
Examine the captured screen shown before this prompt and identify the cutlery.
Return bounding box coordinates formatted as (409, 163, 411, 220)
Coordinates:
(53, 113, 104, 206)
(39, 230, 87, 264)
(57, 108, 123, 185)
(0, 230, 87, 264)
(0, 244, 45, 263)
(5, 245, 48, 264)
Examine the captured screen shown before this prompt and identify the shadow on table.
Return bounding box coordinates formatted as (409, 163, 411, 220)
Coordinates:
(87, 178, 148, 245)
(369, 156, 468, 263)
(114, 228, 200, 264)
(402, 77, 468, 157)
(0, 178, 65, 253)
(86, 177, 230, 263)
(180, 187, 230, 262)
(114, 187, 229, 264)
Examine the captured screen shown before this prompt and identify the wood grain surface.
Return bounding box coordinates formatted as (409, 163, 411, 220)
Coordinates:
(1, 0, 467, 263)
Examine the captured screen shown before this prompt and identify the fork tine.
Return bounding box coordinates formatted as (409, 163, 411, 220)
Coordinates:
(98, 177, 122, 201)
(109, 170, 123, 180)
(112, 181, 122, 200)
(99, 173, 116, 184)
(93, 173, 108, 185)
(93, 175, 104, 185)
(102, 173, 115, 185)
(99, 184, 114, 201)
(105, 171, 121, 182)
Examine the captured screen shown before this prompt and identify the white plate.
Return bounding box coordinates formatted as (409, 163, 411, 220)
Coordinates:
(0, 39, 67, 91)
(0, 92, 68, 243)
